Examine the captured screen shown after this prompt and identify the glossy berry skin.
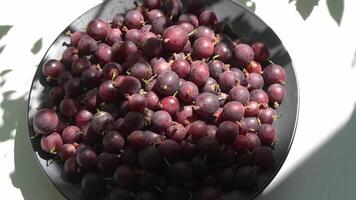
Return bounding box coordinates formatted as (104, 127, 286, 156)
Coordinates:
(107, 28, 123, 45)
(76, 147, 97, 170)
(145, 91, 160, 110)
(216, 121, 239, 144)
(63, 157, 82, 179)
(41, 132, 63, 154)
(199, 10, 218, 27)
(252, 42, 270, 62)
(250, 89, 269, 105)
(160, 96, 180, 114)
(188, 120, 208, 140)
(214, 42, 232, 62)
(95, 44, 113, 65)
(59, 98, 80, 118)
(267, 83, 286, 105)
(71, 58, 91, 77)
(33, 108, 59, 135)
(143, 37, 163, 58)
(246, 132, 261, 152)
(178, 81, 199, 103)
(91, 111, 115, 135)
(162, 0, 183, 18)
(258, 107, 276, 124)
(258, 124, 276, 145)
(246, 73, 264, 90)
(102, 62, 122, 80)
(245, 61, 262, 74)
(61, 125, 81, 144)
(127, 130, 149, 150)
(125, 29, 141, 45)
(193, 37, 214, 59)
(122, 112, 145, 134)
(239, 117, 260, 134)
(178, 13, 199, 27)
(97, 152, 120, 174)
(80, 68, 102, 89)
(64, 78, 81, 98)
(151, 16, 173, 35)
(128, 94, 147, 112)
(59, 144, 76, 161)
(229, 85, 250, 105)
(202, 77, 219, 94)
(147, 8, 164, 22)
(163, 25, 188, 52)
(151, 110, 172, 131)
(189, 61, 210, 86)
(263, 64, 286, 85)
(208, 60, 225, 79)
(174, 105, 196, 126)
(130, 62, 153, 81)
(125, 10, 144, 29)
(218, 71, 239, 92)
(151, 57, 171, 74)
(171, 59, 190, 78)
(87, 19, 108, 41)
(103, 130, 125, 154)
(112, 40, 138, 62)
(195, 92, 220, 117)
(232, 134, 249, 153)
(166, 124, 187, 142)
(193, 26, 215, 41)
(115, 75, 142, 96)
(70, 31, 87, 47)
(245, 101, 260, 117)
(144, 0, 162, 10)
(234, 43, 254, 66)
(155, 71, 180, 96)
(222, 101, 245, 121)
(98, 80, 118, 102)
(77, 35, 98, 55)
(42, 59, 64, 79)
(49, 86, 64, 104)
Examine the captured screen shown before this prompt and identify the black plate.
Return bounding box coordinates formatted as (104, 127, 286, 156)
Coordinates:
(27, 0, 299, 199)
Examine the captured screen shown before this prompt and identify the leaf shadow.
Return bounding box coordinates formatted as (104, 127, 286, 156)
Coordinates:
(291, 0, 344, 25)
(0, 25, 13, 40)
(352, 50, 356, 68)
(293, 0, 320, 20)
(3, 93, 65, 200)
(0, 45, 6, 54)
(31, 38, 43, 55)
(326, 0, 344, 25)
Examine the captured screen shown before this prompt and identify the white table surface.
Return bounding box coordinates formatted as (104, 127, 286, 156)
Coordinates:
(1, 0, 356, 199)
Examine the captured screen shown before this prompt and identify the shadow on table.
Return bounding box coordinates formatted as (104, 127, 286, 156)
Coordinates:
(290, 0, 344, 25)
(259, 104, 356, 200)
(0, 91, 64, 200)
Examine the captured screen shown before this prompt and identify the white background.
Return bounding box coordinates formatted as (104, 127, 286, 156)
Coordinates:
(1, 0, 356, 199)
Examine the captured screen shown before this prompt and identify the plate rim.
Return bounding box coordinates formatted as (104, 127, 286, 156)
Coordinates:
(26, 1, 300, 199)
